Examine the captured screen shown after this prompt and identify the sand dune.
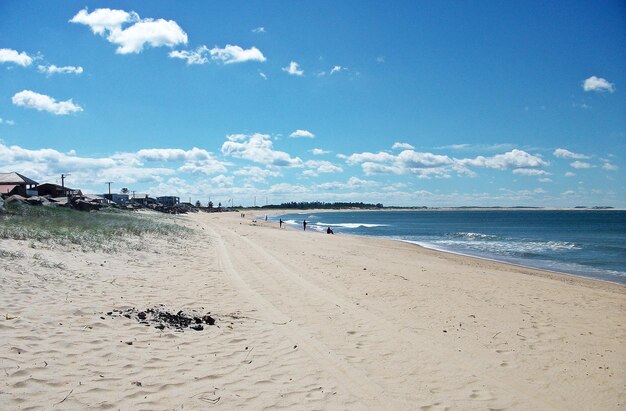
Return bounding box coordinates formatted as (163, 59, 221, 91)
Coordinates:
(1, 210, 624, 409)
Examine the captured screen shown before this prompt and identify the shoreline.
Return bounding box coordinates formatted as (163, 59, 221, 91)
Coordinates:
(266, 208, 626, 288)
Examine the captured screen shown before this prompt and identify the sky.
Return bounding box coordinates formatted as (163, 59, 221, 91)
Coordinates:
(0, 0, 624, 207)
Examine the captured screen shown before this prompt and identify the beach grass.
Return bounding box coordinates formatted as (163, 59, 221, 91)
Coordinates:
(0, 202, 191, 252)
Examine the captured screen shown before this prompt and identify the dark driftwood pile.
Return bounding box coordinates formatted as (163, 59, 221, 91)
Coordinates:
(106, 306, 216, 331)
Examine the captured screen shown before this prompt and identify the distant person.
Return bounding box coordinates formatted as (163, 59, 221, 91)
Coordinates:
(303, 220, 307, 231)
(279, 219, 283, 228)
(265, 215, 268, 221)
(326, 227, 334, 234)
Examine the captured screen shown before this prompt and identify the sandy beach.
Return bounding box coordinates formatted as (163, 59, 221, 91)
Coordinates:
(1, 210, 624, 409)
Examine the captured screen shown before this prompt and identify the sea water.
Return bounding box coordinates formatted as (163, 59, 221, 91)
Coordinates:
(274, 210, 626, 285)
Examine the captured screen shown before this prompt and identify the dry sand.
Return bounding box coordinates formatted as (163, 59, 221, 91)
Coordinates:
(1, 210, 624, 409)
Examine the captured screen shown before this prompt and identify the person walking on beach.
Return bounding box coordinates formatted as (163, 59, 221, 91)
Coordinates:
(279, 219, 283, 228)
(303, 220, 307, 231)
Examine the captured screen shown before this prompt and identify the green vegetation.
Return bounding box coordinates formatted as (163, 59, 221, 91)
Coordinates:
(0, 202, 191, 252)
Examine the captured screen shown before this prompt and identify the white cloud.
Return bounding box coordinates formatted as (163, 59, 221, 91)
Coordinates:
(70, 8, 187, 54)
(582, 76, 615, 93)
(221, 133, 303, 167)
(0, 118, 15, 126)
(347, 148, 548, 178)
(234, 166, 280, 183)
(311, 148, 330, 155)
(376, 56, 385, 63)
(12, 90, 83, 115)
(398, 150, 454, 168)
(38, 64, 84, 75)
(209, 44, 266, 64)
(512, 168, 550, 176)
(259, 72, 267, 80)
(553, 148, 589, 159)
(70, 8, 137, 34)
(346, 151, 396, 165)
(282, 61, 303, 76)
(570, 160, 592, 169)
(211, 174, 234, 187)
(392, 142, 414, 150)
(289, 129, 315, 138)
(169, 44, 266, 64)
(0, 143, 235, 188)
(305, 160, 343, 174)
(330, 65, 346, 75)
(538, 178, 552, 183)
(565, 172, 576, 177)
(168, 46, 209, 65)
(602, 162, 618, 171)
(268, 183, 307, 194)
(0, 48, 33, 66)
(252, 27, 266, 33)
(459, 150, 548, 170)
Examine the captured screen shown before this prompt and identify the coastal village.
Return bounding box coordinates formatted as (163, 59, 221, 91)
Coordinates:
(0, 171, 210, 214)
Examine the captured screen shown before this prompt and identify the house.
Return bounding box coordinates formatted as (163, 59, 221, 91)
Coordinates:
(37, 183, 82, 198)
(0, 172, 39, 196)
(156, 196, 180, 207)
(102, 193, 129, 205)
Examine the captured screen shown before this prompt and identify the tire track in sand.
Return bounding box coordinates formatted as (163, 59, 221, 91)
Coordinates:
(203, 223, 390, 409)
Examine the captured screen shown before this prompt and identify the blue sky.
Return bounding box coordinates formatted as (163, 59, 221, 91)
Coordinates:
(1, 1, 624, 207)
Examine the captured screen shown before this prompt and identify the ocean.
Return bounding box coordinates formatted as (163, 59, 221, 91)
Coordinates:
(273, 210, 626, 285)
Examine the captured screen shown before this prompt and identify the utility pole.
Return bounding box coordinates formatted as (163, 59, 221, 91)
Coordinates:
(61, 174, 70, 197)
(105, 181, 113, 196)
(131, 190, 136, 199)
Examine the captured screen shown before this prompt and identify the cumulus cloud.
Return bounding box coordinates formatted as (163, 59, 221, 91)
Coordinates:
(0, 118, 15, 126)
(282, 61, 303, 76)
(70, 8, 136, 34)
(553, 148, 589, 159)
(252, 27, 266, 33)
(330, 65, 346, 75)
(169, 44, 266, 64)
(458, 150, 548, 170)
(346, 148, 548, 178)
(289, 129, 315, 138)
(0, 48, 33, 66)
(582, 76, 615, 93)
(168, 46, 209, 65)
(0, 143, 233, 188)
(305, 160, 343, 175)
(602, 162, 618, 171)
(12, 90, 83, 115)
(570, 160, 592, 169)
(211, 174, 234, 187)
(512, 168, 550, 176)
(311, 148, 330, 155)
(221, 133, 303, 167)
(70, 8, 188, 54)
(38, 64, 84, 75)
(209, 44, 266, 64)
(565, 172, 575, 177)
(234, 166, 280, 183)
(392, 142, 414, 150)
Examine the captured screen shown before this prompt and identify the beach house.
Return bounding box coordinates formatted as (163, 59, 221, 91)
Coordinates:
(37, 183, 83, 198)
(0, 172, 39, 197)
(156, 196, 180, 207)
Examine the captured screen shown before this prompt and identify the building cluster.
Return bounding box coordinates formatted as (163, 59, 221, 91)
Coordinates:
(0, 172, 203, 214)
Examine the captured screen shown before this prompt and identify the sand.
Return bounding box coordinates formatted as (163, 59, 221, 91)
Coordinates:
(1, 210, 624, 409)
